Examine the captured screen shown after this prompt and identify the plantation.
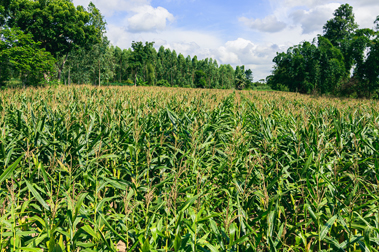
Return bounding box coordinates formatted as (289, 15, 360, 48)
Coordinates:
(1, 85, 379, 251)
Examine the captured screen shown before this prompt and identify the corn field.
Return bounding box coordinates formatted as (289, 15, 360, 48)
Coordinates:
(0, 86, 379, 251)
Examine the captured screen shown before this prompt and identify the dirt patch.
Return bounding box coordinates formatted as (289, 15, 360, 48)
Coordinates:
(117, 240, 126, 252)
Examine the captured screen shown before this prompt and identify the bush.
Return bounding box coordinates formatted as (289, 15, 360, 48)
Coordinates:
(123, 79, 134, 85)
(156, 79, 170, 87)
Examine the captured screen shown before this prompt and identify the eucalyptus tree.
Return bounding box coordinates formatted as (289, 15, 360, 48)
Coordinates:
(129, 41, 155, 86)
(234, 66, 249, 90)
(114, 46, 123, 82)
(194, 70, 206, 88)
(146, 63, 155, 85)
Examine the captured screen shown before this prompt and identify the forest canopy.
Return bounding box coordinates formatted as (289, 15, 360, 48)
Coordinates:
(267, 4, 379, 98)
(0, 0, 254, 90)
(1, 1, 379, 97)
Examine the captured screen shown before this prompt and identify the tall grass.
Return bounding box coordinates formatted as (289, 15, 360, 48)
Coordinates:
(0, 85, 378, 251)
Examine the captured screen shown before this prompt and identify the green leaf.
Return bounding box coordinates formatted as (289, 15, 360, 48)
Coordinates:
(25, 180, 50, 211)
(0, 154, 23, 185)
(17, 248, 43, 252)
(141, 238, 151, 252)
(174, 233, 181, 252)
(320, 215, 337, 240)
(81, 225, 98, 240)
(178, 193, 202, 213)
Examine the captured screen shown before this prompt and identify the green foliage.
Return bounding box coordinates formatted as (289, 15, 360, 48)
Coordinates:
(136, 77, 148, 86)
(1, 86, 379, 250)
(269, 4, 379, 97)
(0, 27, 55, 87)
(323, 3, 358, 46)
(0, 0, 10, 26)
(194, 70, 207, 88)
(156, 79, 170, 87)
(5, 0, 104, 80)
(147, 63, 155, 85)
(269, 38, 345, 94)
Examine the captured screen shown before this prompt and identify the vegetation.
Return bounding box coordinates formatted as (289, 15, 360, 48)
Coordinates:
(267, 4, 379, 98)
(0, 0, 253, 90)
(1, 85, 379, 251)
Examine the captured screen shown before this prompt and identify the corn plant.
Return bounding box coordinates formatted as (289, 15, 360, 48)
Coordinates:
(0, 86, 378, 251)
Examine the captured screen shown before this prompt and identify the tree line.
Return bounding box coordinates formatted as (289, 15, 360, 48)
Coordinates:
(0, 0, 254, 90)
(267, 4, 379, 98)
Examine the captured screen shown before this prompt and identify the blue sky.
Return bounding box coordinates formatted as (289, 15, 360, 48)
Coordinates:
(73, 0, 379, 80)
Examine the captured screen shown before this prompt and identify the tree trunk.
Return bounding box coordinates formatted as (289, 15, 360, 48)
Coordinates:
(98, 59, 101, 87)
(134, 72, 137, 86)
(43, 73, 50, 82)
(119, 60, 122, 83)
(58, 53, 69, 83)
(68, 67, 71, 85)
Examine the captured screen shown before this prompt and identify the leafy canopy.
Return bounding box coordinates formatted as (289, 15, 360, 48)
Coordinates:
(0, 27, 55, 86)
(5, 0, 103, 59)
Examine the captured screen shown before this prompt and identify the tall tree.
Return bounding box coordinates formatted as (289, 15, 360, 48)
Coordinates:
(129, 41, 154, 86)
(5, 0, 103, 81)
(323, 4, 358, 47)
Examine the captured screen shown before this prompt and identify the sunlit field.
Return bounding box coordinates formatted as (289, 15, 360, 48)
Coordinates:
(1, 85, 379, 251)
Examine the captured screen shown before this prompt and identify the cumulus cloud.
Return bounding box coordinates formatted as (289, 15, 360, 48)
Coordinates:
(289, 3, 339, 34)
(157, 38, 285, 79)
(74, 0, 379, 81)
(214, 38, 283, 65)
(106, 25, 222, 53)
(128, 5, 174, 32)
(239, 15, 287, 33)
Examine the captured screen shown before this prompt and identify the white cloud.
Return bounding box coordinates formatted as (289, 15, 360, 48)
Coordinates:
(128, 5, 175, 32)
(106, 24, 279, 79)
(289, 3, 339, 34)
(106, 25, 223, 53)
(212, 38, 287, 78)
(74, 0, 379, 81)
(239, 15, 287, 33)
(354, 5, 379, 29)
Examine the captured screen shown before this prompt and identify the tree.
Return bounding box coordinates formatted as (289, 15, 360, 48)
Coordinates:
(245, 69, 253, 82)
(0, 27, 55, 87)
(323, 4, 358, 47)
(317, 36, 346, 93)
(0, 0, 11, 26)
(146, 63, 155, 85)
(5, 0, 103, 81)
(129, 41, 155, 86)
(269, 38, 345, 94)
(194, 70, 207, 88)
(362, 37, 379, 95)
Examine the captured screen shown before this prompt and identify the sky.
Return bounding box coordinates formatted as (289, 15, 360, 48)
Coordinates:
(72, 0, 379, 80)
